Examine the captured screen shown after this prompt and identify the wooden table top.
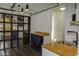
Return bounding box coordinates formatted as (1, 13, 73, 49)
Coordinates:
(32, 31, 49, 36)
(42, 42, 77, 56)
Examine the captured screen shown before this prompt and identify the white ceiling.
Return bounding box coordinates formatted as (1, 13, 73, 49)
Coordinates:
(0, 3, 57, 14)
(0, 3, 13, 9)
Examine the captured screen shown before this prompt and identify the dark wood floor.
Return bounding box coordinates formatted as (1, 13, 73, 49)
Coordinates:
(0, 46, 42, 56)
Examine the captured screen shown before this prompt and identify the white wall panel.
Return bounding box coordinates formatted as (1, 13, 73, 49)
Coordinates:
(31, 9, 52, 44)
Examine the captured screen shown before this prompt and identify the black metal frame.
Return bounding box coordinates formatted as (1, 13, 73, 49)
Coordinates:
(0, 12, 30, 53)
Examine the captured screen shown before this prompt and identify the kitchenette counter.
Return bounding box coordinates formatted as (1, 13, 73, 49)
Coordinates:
(42, 42, 77, 56)
(32, 31, 49, 36)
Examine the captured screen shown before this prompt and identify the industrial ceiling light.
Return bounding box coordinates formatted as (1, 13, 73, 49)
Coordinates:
(26, 4, 29, 11)
(21, 8, 23, 13)
(60, 7, 66, 11)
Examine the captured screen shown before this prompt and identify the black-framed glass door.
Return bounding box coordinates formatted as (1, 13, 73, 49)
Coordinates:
(0, 13, 30, 55)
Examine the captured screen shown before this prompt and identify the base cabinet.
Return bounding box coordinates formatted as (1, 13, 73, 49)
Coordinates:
(23, 33, 43, 47)
(31, 34, 43, 47)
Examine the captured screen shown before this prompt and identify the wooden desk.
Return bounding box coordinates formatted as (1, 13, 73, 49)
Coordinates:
(42, 43, 77, 56)
(31, 32, 49, 47)
(32, 31, 49, 36)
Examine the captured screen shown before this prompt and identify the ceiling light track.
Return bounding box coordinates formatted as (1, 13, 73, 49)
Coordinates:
(11, 3, 16, 9)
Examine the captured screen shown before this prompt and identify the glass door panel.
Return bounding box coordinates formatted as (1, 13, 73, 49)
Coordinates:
(5, 32, 11, 41)
(0, 50, 5, 56)
(0, 23, 3, 31)
(5, 41, 10, 48)
(19, 39, 23, 47)
(12, 40, 17, 48)
(5, 23, 11, 31)
(12, 16, 17, 23)
(12, 31, 18, 47)
(19, 32, 23, 47)
(0, 14, 3, 22)
(12, 24, 17, 31)
(5, 15, 11, 22)
(19, 26, 23, 31)
(17, 16, 24, 23)
(24, 17, 28, 23)
(24, 24, 28, 30)
(19, 32, 23, 38)
(0, 32, 4, 40)
(0, 42, 4, 49)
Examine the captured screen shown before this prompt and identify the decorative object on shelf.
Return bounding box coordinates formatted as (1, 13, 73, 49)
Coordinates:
(13, 27, 17, 31)
(5, 15, 10, 22)
(12, 16, 17, 23)
(0, 18, 3, 22)
(0, 14, 3, 22)
(72, 14, 76, 21)
(72, 4, 76, 21)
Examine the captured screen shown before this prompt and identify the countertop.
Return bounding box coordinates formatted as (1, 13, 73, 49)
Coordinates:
(32, 31, 49, 36)
(42, 42, 77, 56)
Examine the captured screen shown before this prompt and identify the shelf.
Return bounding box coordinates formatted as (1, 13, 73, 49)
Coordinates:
(0, 22, 28, 24)
(0, 30, 27, 32)
(0, 40, 11, 41)
(0, 31, 11, 32)
(19, 30, 28, 32)
(71, 21, 79, 25)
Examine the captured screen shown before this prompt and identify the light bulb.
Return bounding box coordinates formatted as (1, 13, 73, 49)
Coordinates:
(26, 9, 29, 11)
(21, 8, 23, 13)
(60, 7, 66, 10)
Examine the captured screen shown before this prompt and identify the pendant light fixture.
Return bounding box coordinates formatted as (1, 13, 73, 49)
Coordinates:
(21, 8, 23, 13)
(60, 4, 66, 11)
(18, 4, 29, 13)
(26, 4, 29, 11)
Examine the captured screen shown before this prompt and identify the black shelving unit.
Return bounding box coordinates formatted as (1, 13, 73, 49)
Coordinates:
(0, 12, 30, 55)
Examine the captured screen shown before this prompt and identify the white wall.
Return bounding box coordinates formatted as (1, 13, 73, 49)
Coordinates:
(31, 4, 75, 44)
(76, 4, 79, 56)
(31, 9, 52, 44)
(64, 4, 79, 55)
(64, 4, 76, 44)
